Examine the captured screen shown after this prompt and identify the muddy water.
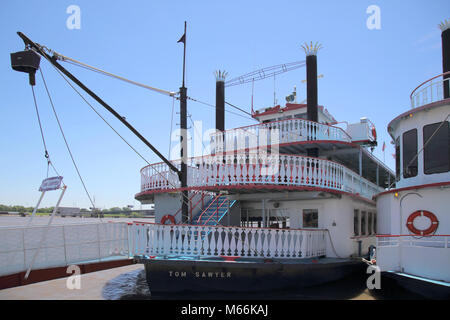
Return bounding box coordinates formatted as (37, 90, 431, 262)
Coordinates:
(102, 268, 425, 300)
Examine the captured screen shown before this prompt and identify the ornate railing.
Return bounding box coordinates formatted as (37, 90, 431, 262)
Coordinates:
(410, 71, 450, 109)
(130, 223, 327, 259)
(210, 118, 352, 154)
(140, 154, 382, 199)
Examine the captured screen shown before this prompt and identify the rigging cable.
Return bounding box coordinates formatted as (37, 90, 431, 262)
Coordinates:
(39, 67, 95, 209)
(44, 63, 196, 209)
(186, 96, 255, 121)
(51, 52, 176, 97)
(30, 84, 62, 179)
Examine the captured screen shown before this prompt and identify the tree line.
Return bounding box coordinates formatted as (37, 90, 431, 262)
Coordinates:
(0, 204, 135, 213)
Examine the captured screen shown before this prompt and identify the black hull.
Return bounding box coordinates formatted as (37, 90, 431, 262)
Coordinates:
(141, 257, 364, 293)
(382, 272, 450, 300)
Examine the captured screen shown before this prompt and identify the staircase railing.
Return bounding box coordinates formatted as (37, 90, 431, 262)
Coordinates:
(194, 194, 221, 224)
(202, 197, 229, 225)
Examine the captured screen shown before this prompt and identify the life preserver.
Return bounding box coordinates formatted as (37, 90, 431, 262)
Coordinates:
(406, 210, 439, 236)
(371, 126, 377, 141)
(160, 214, 176, 225)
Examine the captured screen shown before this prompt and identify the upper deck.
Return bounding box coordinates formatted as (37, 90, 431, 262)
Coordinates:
(136, 102, 394, 203)
(388, 71, 450, 189)
(136, 152, 384, 203)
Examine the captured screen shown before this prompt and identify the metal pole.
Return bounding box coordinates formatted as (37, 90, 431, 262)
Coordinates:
(25, 186, 67, 279)
(27, 191, 45, 227)
(179, 22, 189, 223)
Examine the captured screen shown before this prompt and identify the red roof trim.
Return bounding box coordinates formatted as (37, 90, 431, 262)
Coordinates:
(374, 181, 450, 199)
(387, 98, 450, 133)
(135, 185, 376, 205)
(252, 104, 306, 117)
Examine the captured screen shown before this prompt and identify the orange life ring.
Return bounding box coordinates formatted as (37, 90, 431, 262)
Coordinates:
(160, 214, 176, 225)
(406, 210, 439, 236)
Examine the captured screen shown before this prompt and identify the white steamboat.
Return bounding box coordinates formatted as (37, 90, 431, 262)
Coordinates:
(375, 20, 450, 299)
(133, 43, 394, 293)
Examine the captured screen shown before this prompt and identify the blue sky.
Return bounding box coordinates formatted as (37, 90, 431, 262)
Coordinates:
(1, 0, 448, 209)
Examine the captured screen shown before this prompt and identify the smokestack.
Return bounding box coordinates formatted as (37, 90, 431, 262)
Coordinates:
(440, 19, 450, 99)
(215, 70, 227, 131)
(302, 42, 322, 158)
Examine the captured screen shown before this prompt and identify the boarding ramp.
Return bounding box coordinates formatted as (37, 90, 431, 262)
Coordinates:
(0, 222, 130, 277)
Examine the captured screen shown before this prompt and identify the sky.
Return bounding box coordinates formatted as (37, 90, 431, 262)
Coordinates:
(0, 0, 448, 210)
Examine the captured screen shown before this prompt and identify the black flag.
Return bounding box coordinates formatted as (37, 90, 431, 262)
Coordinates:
(177, 33, 185, 44)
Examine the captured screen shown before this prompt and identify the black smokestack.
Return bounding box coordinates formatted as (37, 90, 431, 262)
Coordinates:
(215, 70, 227, 131)
(306, 54, 318, 122)
(302, 42, 322, 158)
(440, 20, 450, 99)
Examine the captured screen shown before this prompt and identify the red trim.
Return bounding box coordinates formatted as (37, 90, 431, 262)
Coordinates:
(220, 255, 241, 262)
(387, 98, 450, 133)
(130, 220, 329, 233)
(377, 234, 450, 237)
(160, 214, 176, 225)
(350, 235, 376, 239)
(351, 140, 372, 144)
(0, 259, 134, 290)
(252, 104, 337, 123)
(252, 104, 306, 117)
(374, 181, 450, 199)
(135, 184, 376, 205)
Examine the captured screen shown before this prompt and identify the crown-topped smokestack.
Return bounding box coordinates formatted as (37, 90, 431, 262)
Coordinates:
(215, 70, 227, 132)
(302, 42, 322, 123)
(302, 42, 322, 158)
(439, 19, 450, 99)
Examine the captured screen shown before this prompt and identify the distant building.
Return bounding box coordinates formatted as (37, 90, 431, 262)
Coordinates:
(56, 207, 81, 217)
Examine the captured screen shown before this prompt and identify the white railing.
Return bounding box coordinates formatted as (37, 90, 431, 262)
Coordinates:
(0, 222, 130, 277)
(210, 118, 352, 153)
(140, 154, 382, 199)
(377, 235, 450, 249)
(130, 223, 327, 259)
(410, 72, 450, 109)
(376, 235, 450, 282)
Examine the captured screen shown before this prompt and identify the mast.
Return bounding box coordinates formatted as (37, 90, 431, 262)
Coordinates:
(178, 22, 189, 223)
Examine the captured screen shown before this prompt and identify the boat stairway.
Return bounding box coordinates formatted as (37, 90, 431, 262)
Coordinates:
(190, 195, 236, 238)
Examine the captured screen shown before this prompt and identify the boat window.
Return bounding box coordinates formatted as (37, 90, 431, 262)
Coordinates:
(354, 209, 359, 236)
(423, 121, 450, 174)
(302, 209, 318, 228)
(361, 211, 366, 235)
(402, 129, 418, 178)
(368, 212, 373, 235)
(395, 138, 400, 181)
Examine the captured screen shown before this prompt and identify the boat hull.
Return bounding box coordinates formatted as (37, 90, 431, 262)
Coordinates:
(140, 257, 364, 293)
(382, 272, 450, 300)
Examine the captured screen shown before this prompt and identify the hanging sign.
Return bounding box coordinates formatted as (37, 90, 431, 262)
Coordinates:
(39, 176, 63, 192)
